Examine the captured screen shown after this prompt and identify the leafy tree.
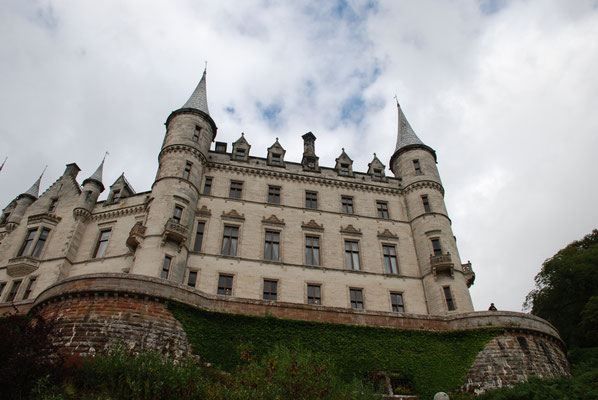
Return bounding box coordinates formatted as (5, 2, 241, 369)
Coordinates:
(524, 229, 598, 347)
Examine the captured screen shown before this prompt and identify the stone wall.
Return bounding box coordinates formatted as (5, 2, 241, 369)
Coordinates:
(461, 331, 569, 394)
(37, 292, 191, 359)
(29, 273, 569, 393)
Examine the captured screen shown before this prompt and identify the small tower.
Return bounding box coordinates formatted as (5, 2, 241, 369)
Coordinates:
(131, 68, 217, 282)
(3, 171, 44, 232)
(74, 157, 105, 221)
(390, 101, 474, 315)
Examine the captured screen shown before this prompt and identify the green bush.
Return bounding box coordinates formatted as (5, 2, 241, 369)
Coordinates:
(168, 301, 497, 397)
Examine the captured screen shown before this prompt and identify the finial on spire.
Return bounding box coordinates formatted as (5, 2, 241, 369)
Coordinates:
(393, 94, 399, 106)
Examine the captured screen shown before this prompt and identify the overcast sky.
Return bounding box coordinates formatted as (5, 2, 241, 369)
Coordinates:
(1, 0, 597, 312)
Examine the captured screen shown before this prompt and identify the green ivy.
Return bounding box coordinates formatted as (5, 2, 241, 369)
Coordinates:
(168, 301, 497, 398)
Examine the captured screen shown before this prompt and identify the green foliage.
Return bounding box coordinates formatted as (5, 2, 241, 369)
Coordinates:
(0, 313, 56, 400)
(31, 345, 377, 400)
(524, 229, 598, 347)
(451, 347, 598, 400)
(168, 301, 497, 398)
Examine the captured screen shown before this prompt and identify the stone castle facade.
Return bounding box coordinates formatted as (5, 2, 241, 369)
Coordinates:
(0, 71, 569, 393)
(0, 70, 474, 315)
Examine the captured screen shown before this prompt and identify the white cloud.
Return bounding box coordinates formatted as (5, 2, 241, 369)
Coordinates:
(1, 0, 597, 312)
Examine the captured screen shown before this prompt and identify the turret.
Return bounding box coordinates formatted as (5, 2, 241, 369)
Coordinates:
(131, 68, 216, 282)
(390, 101, 474, 315)
(3, 171, 44, 232)
(74, 158, 105, 221)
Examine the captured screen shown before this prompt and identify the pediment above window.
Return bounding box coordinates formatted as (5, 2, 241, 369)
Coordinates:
(231, 133, 251, 162)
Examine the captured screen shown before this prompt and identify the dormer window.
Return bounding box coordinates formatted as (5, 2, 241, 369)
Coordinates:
(215, 142, 227, 153)
(340, 163, 350, 175)
(268, 138, 286, 167)
(111, 189, 121, 202)
(271, 153, 281, 165)
(373, 169, 383, 180)
(235, 148, 246, 160)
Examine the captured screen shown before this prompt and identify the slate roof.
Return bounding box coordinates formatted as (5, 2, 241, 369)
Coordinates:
(182, 69, 210, 115)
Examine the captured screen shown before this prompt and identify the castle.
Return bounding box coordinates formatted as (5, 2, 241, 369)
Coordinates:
(0, 70, 569, 394)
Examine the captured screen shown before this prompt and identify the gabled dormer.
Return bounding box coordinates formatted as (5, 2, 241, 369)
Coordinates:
(335, 148, 354, 177)
(107, 173, 135, 204)
(367, 153, 387, 182)
(267, 138, 286, 167)
(231, 133, 251, 162)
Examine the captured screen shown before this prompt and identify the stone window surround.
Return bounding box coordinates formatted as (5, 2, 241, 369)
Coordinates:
(381, 243, 399, 275)
(92, 228, 112, 259)
(267, 185, 281, 205)
(22, 275, 38, 300)
(203, 176, 213, 195)
(376, 200, 390, 219)
(263, 229, 281, 262)
(349, 287, 365, 310)
(304, 234, 321, 266)
(229, 180, 244, 199)
(186, 268, 199, 288)
(341, 195, 354, 214)
(306, 282, 322, 305)
(221, 224, 241, 257)
(443, 285, 457, 311)
(161, 255, 173, 279)
(16, 224, 53, 260)
(4, 279, 23, 303)
(305, 190, 318, 209)
(262, 278, 278, 301)
(389, 291, 405, 313)
(193, 220, 208, 253)
(344, 239, 361, 271)
(217, 273, 234, 296)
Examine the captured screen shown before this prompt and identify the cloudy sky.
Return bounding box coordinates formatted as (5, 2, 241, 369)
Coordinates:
(1, 0, 597, 312)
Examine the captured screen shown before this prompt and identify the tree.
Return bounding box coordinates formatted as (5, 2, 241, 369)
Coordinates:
(524, 229, 598, 347)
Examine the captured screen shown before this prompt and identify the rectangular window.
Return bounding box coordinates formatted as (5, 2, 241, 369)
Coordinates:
(161, 256, 172, 279)
(18, 229, 37, 257)
(192, 126, 200, 142)
(341, 196, 353, 214)
(93, 230, 111, 258)
(235, 148, 246, 160)
(383, 245, 398, 274)
(422, 195, 431, 212)
(32, 228, 50, 258)
(193, 222, 205, 252)
(413, 159, 422, 174)
(373, 168, 383, 179)
(48, 198, 58, 213)
(305, 236, 320, 266)
(173, 206, 183, 224)
(203, 177, 213, 195)
(221, 226, 239, 256)
(305, 191, 318, 209)
(264, 230, 280, 261)
(350, 288, 364, 309)
(443, 286, 456, 311)
(0, 282, 7, 299)
(111, 189, 121, 202)
(268, 186, 281, 204)
(263, 279, 278, 301)
(23, 277, 37, 300)
(271, 153, 282, 165)
(183, 161, 192, 180)
(390, 292, 404, 312)
(187, 270, 198, 288)
(340, 163, 350, 175)
(307, 284, 321, 305)
(431, 238, 442, 256)
(229, 181, 243, 199)
(376, 201, 389, 219)
(217, 274, 233, 296)
(6, 280, 22, 302)
(215, 142, 227, 153)
(345, 241, 360, 270)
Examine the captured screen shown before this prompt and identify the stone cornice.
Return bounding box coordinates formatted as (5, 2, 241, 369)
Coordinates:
(159, 144, 209, 166)
(403, 180, 445, 196)
(91, 204, 146, 222)
(208, 162, 402, 195)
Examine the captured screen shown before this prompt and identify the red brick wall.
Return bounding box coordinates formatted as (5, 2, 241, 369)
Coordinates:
(38, 293, 191, 359)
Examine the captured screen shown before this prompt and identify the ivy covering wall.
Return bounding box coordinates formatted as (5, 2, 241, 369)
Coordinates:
(169, 302, 497, 397)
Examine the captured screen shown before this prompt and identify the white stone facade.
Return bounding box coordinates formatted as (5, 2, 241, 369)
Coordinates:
(0, 72, 475, 316)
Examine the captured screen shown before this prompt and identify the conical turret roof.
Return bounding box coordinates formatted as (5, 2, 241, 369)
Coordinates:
(21, 171, 44, 199)
(390, 101, 436, 163)
(182, 69, 210, 115)
(83, 156, 106, 192)
(394, 102, 424, 151)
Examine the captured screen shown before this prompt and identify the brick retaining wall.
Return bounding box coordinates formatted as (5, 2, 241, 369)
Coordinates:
(30, 273, 570, 393)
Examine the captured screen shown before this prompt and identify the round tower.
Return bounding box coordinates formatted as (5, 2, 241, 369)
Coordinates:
(74, 158, 105, 221)
(390, 102, 474, 315)
(131, 69, 216, 282)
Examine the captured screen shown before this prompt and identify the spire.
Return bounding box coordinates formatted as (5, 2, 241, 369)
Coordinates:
(390, 99, 436, 163)
(182, 67, 210, 115)
(83, 153, 106, 192)
(394, 101, 424, 152)
(21, 167, 46, 199)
